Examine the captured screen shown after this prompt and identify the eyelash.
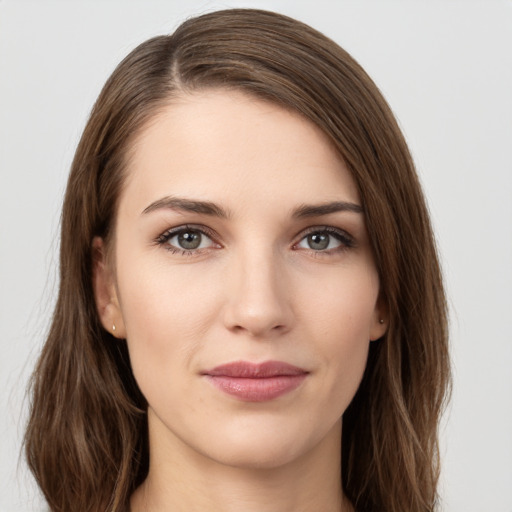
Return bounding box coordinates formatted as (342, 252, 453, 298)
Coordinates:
(293, 226, 355, 255)
(155, 225, 355, 256)
(155, 224, 220, 256)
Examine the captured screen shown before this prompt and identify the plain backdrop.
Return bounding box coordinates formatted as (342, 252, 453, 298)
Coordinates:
(1, 1, 511, 510)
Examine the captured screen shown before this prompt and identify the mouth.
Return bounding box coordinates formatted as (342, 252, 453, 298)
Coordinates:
(201, 360, 309, 402)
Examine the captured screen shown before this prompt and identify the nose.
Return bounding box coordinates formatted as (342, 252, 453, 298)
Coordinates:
(222, 248, 294, 338)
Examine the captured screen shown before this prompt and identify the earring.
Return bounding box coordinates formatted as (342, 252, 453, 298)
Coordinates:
(379, 319, 385, 324)
(112, 324, 116, 332)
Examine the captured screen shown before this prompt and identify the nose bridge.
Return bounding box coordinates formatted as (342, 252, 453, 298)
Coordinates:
(223, 241, 292, 336)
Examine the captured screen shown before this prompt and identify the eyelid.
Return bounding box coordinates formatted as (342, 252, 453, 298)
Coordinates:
(157, 223, 218, 240)
(155, 224, 221, 252)
(293, 225, 356, 250)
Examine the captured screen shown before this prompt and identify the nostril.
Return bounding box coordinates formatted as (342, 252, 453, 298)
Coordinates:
(228, 318, 290, 338)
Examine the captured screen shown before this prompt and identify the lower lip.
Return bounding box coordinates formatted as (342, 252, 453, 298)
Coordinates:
(205, 374, 307, 402)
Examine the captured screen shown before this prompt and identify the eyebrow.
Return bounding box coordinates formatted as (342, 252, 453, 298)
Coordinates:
(142, 196, 230, 218)
(292, 201, 363, 218)
(141, 196, 363, 219)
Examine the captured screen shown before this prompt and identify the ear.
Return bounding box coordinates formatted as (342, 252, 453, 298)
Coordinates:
(92, 236, 126, 338)
(369, 295, 388, 342)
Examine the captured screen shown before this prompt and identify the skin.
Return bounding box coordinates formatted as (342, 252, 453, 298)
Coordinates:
(94, 90, 387, 512)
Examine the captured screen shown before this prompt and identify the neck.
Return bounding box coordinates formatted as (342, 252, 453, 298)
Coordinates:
(131, 413, 352, 512)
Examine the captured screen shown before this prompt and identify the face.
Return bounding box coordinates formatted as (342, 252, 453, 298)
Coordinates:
(95, 90, 386, 471)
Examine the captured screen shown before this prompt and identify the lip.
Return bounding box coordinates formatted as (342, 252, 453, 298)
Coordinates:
(201, 361, 308, 402)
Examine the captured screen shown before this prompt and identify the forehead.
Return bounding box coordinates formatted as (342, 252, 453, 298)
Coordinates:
(120, 89, 360, 216)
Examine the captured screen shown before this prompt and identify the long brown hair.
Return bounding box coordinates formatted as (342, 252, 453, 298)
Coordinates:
(25, 9, 450, 512)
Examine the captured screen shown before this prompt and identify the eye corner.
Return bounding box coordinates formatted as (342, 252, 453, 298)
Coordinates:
(293, 226, 356, 254)
(154, 224, 221, 256)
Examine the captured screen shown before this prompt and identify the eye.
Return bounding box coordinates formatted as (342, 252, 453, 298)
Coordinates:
(156, 225, 218, 254)
(295, 227, 354, 253)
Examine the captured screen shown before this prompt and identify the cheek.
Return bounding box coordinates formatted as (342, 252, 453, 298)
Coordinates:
(301, 266, 378, 398)
(303, 261, 379, 342)
(115, 256, 223, 389)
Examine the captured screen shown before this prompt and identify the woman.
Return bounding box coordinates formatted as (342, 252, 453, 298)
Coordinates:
(24, 8, 450, 512)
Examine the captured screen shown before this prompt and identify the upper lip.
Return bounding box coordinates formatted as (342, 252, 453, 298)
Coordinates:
(202, 360, 308, 378)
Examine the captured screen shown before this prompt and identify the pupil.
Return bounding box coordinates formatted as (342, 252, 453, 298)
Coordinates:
(178, 231, 201, 250)
(308, 233, 329, 250)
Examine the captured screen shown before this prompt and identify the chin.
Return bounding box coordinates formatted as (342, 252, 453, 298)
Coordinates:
(205, 439, 303, 470)
(197, 419, 337, 471)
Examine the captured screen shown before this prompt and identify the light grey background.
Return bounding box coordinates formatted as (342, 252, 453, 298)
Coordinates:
(1, 1, 511, 510)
